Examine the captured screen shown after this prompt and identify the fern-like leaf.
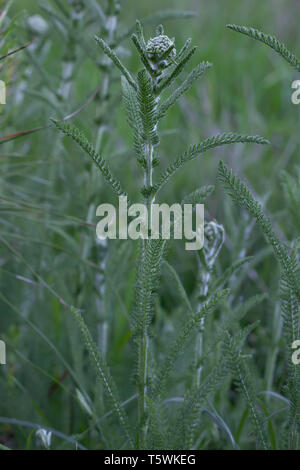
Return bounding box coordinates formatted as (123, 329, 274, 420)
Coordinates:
(176, 38, 192, 62)
(155, 133, 269, 195)
(71, 307, 134, 448)
(170, 357, 229, 449)
(51, 119, 128, 199)
(146, 397, 166, 450)
(95, 36, 137, 90)
(133, 239, 166, 334)
(152, 289, 229, 398)
(218, 160, 300, 302)
(131, 34, 156, 78)
(122, 77, 145, 164)
(156, 46, 197, 93)
(281, 168, 300, 230)
(181, 185, 215, 205)
(162, 261, 194, 315)
(227, 24, 300, 72)
(137, 70, 159, 147)
(135, 20, 146, 49)
(211, 256, 253, 291)
(280, 255, 300, 448)
(223, 332, 270, 449)
(157, 61, 212, 119)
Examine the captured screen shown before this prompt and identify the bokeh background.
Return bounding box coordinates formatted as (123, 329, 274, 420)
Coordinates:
(0, 0, 299, 449)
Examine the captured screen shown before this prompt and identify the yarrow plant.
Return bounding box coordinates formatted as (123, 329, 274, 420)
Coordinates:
(52, 20, 272, 450)
(1, 0, 300, 451)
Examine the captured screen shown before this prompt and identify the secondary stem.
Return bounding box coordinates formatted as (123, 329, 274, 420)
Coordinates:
(195, 269, 210, 387)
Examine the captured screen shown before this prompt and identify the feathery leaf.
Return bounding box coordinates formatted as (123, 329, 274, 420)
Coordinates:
(223, 332, 270, 449)
(137, 70, 160, 147)
(156, 46, 197, 93)
(155, 133, 269, 195)
(152, 289, 229, 398)
(51, 119, 128, 199)
(122, 77, 145, 163)
(227, 24, 300, 72)
(95, 36, 137, 90)
(71, 307, 134, 448)
(157, 61, 212, 119)
(181, 185, 215, 205)
(218, 160, 300, 302)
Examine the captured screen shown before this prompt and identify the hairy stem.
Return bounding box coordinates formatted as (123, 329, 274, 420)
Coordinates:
(138, 139, 154, 448)
(195, 270, 210, 387)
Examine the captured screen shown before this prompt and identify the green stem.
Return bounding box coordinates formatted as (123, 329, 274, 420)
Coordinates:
(137, 140, 154, 449)
(265, 303, 282, 395)
(195, 270, 210, 387)
(138, 329, 148, 448)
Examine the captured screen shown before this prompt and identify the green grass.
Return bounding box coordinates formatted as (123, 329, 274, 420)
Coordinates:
(0, 0, 299, 450)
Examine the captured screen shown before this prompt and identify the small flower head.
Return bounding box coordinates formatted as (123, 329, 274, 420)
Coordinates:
(146, 35, 176, 65)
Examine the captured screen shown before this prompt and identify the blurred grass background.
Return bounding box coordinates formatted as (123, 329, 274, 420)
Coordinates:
(0, 0, 299, 449)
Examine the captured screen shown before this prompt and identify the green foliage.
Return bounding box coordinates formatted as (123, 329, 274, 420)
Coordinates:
(218, 160, 300, 302)
(218, 160, 300, 449)
(132, 34, 156, 79)
(132, 239, 166, 336)
(227, 24, 300, 71)
(156, 46, 197, 93)
(137, 70, 159, 147)
(95, 36, 137, 90)
(157, 61, 212, 119)
(155, 134, 268, 195)
(1, 0, 300, 452)
(181, 185, 215, 205)
(223, 331, 270, 450)
(280, 256, 300, 449)
(152, 289, 230, 399)
(71, 307, 134, 449)
(122, 77, 144, 164)
(162, 261, 193, 315)
(51, 119, 128, 199)
(281, 168, 300, 232)
(171, 357, 229, 449)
